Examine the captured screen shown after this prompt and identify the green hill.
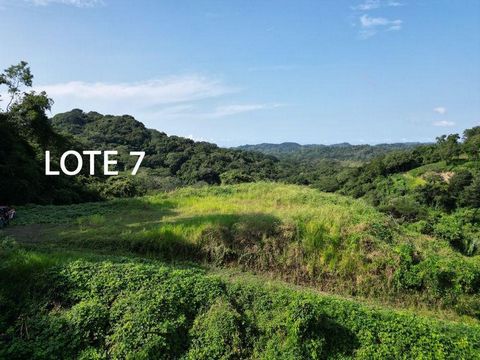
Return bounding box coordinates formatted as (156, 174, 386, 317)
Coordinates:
(6, 183, 480, 319)
(236, 142, 425, 162)
(1, 62, 479, 360)
(52, 109, 280, 186)
(2, 182, 480, 358)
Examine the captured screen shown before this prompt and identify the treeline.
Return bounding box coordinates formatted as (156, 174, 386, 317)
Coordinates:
(237, 141, 424, 162)
(336, 133, 479, 200)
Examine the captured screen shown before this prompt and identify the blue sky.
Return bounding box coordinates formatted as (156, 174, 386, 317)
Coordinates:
(0, 0, 479, 146)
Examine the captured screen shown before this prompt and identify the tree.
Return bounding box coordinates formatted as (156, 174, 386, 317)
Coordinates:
(460, 176, 480, 209)
(449, 170, 473, 198)
(220, 170, 254, 185)
(463, 127, 480, 162)
(416, 174, 453, 210)
(10, 91, 55, 150)
(0, 61, 33, 111)
(436, 134, 461, 164)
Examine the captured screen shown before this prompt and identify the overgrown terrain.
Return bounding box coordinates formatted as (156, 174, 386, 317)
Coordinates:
(2, 183, 480, 358)
(2, 241, 479, 359)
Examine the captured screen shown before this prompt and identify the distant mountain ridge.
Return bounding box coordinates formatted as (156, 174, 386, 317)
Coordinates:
(236, 142, 427, 162)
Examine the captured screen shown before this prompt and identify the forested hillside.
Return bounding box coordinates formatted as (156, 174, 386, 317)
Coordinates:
(329, 132, 480, 256)
(0, 63, 100, 205)
(0, 61, 281, 204)
(237, 141, 424, 162)
(52, 109, 280, 189)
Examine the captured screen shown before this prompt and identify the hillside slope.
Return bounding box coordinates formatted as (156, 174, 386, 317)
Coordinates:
(7, 183, 480, 320)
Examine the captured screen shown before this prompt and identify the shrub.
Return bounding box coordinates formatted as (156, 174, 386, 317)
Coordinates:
(186, 299, 244, 359)
(434, 213, 480, 256)
(380, 196, 426, 221)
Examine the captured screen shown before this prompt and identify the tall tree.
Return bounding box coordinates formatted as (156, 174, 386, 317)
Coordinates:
(0, 61, 33, 111)
(436, 134, 460, 164)
(463, 127, 480, 163)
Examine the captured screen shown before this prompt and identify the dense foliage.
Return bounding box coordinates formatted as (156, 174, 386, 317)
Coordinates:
(1, 239, 479, 359)
(326, 132, 480, 256)
(0, 63, 100, 205)
(52, 109, 280, 189)
(237, 141, 424, 162)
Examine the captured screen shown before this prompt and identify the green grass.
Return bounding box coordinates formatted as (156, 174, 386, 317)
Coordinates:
(401, 173, 426, 188)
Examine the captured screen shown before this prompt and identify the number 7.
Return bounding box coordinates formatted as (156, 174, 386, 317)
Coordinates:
(129, 151, 145, 175)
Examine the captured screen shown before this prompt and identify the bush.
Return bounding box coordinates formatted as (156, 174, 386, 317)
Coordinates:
(220, 170, 255, 185)
(99, 176, 144, 198)
(434, 212, 480, 256)
(380, 196, 426, 221)
(186, 299, 244, 359)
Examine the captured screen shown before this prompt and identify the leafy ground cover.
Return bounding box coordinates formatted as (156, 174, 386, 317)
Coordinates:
(1, 239, 479, 359)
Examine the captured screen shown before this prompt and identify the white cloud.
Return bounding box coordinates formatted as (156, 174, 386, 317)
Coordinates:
(184, 134, 215, 142)
(353, 0, 403, 11)
(360, 14, 402, 28)
(151, 103, 285, 120)
(433, 106, 447, 115)
(208, 103, 284, 118)
(433, 120, 455, 127)
(359, 14, 402, 38)
(37, 76, 234, 110)
(30, 77, 281, 126)
(28, 0, 104, 7)
(32, 76, 237, 119)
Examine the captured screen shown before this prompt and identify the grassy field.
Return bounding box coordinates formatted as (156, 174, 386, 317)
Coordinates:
(2, 182, 480, 358)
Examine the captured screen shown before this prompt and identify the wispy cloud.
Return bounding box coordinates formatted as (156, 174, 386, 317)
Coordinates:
(31, 76, 281, 124)
(28, 0, 104, 7)
(353, 0, 403, 11)
(359, 14, 402, 38)
(433, 120, 455, 127)
(40, 77, 234, 104)
(34, 76, 237, 116)
(152, 103, 285, 120)
(351, 0, 405, 39)
(433, 106, 447, 115)
(207, 103, 284, 118)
